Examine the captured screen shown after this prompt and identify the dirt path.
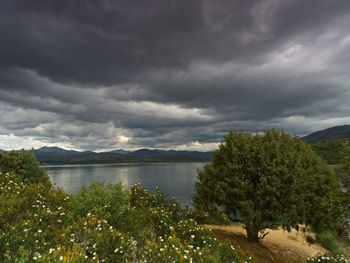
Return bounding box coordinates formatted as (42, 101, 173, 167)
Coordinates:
(205, 225, 328, 263)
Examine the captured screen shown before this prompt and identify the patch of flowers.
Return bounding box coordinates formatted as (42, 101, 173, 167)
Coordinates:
(66, 212, 136, 262)
(307, 255, 349, 262)
(141, 232, 250, 263)
(0, 171, 74, 261)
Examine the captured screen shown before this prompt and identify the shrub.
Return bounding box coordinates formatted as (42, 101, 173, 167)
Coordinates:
(130, 183, 191, 222)
(72, 181, 130, 226)
(67, 213, 136, 262)
(316, 232, 344, 256)
(0, 172, 73, 262)
(0, 150, 50, 185)
(191, 205, 230, 225)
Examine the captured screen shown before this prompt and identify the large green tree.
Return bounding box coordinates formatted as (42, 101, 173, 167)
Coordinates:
(194, 129, 343, 242)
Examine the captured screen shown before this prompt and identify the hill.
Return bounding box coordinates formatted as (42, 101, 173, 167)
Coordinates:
(302, 125, 350, 143)
(36, 146, 84, 155)
(301, 125, 350, 164)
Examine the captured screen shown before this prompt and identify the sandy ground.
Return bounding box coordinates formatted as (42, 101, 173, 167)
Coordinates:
(205, 224, 329, 263)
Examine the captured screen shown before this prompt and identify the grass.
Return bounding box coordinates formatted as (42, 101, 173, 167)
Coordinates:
(316, 232, 345, 256)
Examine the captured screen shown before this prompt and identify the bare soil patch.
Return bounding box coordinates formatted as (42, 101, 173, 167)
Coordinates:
(205, 225, 329, 263)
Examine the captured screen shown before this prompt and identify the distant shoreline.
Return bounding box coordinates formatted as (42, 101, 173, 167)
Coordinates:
(42, 160, 210, 167)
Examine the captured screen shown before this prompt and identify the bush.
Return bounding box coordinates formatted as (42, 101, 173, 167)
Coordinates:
(0, 172, 73, 262)
(67, 213, 136, 262)
(0, 150, 50, 185)
(191, 205, 230, 225)
(130, 183, 191, 222)
(72, 182, 130, 226)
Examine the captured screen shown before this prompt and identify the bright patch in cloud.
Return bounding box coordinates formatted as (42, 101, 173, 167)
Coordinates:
(117, 135, 131, 143)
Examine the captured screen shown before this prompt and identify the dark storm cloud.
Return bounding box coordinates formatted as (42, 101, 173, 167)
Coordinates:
(1, 0, 350, 150)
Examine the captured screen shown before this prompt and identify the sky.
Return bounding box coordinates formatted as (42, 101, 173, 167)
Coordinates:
(1, 0, 350, 151)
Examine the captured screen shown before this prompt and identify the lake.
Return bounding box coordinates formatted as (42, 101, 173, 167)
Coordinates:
(45, 162, 206, 205)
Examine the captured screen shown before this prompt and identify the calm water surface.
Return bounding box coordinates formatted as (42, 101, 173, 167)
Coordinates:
(45, 162, 206, 205)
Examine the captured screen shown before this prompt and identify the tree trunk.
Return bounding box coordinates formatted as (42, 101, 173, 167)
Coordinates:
(245, 225, 260, 243)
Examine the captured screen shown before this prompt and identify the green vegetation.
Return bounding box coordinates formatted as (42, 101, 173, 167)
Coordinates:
(0, 150, 251, 262)
(335, 141, 350, 241)
(308, 138, 350, 258)
(2, 129, 350, 262)
(316, 231, 345, 256)
(194, 129, 344, 242)
(309, 138, 350, 164)
(0, 150, 51, 185)
(339, 141, 350, 189)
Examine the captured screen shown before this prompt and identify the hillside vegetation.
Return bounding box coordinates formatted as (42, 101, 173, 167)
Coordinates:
(300, 125, 350, 164)
(302, 125, 350, 143)
(309, 138, 350, 164)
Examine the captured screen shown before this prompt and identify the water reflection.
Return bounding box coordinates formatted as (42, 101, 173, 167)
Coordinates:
(45, 162, 206, 205)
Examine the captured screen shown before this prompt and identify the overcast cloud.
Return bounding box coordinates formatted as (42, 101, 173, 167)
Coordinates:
(1, 0, 350, 151)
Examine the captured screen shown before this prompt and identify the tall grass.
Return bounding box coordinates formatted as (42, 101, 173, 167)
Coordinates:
(316, 231, 345, 255)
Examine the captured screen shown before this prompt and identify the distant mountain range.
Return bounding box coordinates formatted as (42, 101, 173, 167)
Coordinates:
(33, 146, 212, 158)
(2, 125, 350, 164)
(12, 146, 213, 164)
(302, 125, 350, 143)
(36, 146, 83, 155)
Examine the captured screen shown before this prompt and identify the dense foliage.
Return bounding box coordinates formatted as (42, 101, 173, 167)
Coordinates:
(0, 151, 251, 262)
(309, 138, 350, 164)
(335, 141, 350, 240)
(0, 150, 51, 185)
(194, 129, 344, 242)
(339, 141, 350, 191)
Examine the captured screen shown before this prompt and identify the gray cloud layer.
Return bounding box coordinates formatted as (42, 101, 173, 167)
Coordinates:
(1, 0, 350, 150)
